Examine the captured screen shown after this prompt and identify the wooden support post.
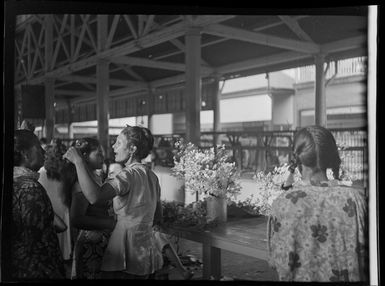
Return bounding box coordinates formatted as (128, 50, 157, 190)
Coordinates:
(202, 243, 221, 280)
(185, 27, 202, 146)
(97, 59, 109, 158)
(66, 99, 73, 139)
(44, 78, 55, 141)
(212, 74, 221, 148)
(147, 88, 155, 132)
(15, 85, 23, 129)
(44, 15, 55, 141)
(97, 15, 110, 158)
(314, 54, 326, 127)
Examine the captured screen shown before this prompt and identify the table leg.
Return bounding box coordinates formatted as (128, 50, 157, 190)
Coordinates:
(202, 244, 221, 280)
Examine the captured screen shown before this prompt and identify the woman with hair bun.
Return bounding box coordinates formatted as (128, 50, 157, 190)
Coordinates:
(268, 126, 368, 282)
(38, 140, 72, 261)
(12, 129, 65, 279)
(63, 126, 163, 279)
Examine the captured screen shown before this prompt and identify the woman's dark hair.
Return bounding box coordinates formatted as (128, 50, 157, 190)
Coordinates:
(121, 125, 154, 160)
(293, 126, 341, 179)
(44, 142, 67, 181)
(61, 137, 101, 207)
(14, 129, 39, 166)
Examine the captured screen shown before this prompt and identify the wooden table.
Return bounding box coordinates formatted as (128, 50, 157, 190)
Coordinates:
(161, 216, 268, 280)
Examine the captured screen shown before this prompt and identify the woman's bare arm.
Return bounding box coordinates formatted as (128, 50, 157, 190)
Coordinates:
(63, 147, 117, 204)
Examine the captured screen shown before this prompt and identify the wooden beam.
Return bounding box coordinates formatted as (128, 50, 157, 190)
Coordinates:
(21, 16, 236, 84)
(97, 14, 110, 158)
(142, 15, 155, 36)
(212, 75, 221, 147)
(51, 15, 70, 70)
(314, 54, 326, 127)
(185, 26, 202, 145)
(217, 50, 309, 74)
(153, 16, 309, 62)
(123, 15, 138, 39)
(113, 63, 145, 81)
(203, 24, 320, 54)
(321, 35, 367, 54)
(110, 55, 214, 74)
(83, 14, 97, 52)
(55, 89, 95, 96)
(60, 75, 147, 87)
(44, 15, 55, 140)
(106, 15, 120, 49)
(278, 15, 314, 43)
(73, 15, 90, 60)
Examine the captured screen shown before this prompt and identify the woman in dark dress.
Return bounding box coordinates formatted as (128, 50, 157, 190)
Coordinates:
(12, 129, 65, 279)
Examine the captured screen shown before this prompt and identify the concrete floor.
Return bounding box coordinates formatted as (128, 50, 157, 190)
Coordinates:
(64, 238, 276, 281)
(167, 238, 276, 281)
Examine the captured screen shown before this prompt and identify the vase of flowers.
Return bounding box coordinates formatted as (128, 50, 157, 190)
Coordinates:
(171, 141, 241, 223)
(206, 196, 227, 223)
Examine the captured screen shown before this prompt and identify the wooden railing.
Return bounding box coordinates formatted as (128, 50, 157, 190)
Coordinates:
(151, 128, 368, 181)
(54, 128, 368, 181)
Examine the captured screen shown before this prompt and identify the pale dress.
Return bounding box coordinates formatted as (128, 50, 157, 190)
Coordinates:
(38, 167, 72, 260)
(101, 162, 163, 276)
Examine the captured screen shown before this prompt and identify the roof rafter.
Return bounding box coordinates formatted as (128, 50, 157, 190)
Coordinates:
(278, 15, 314, 43)
(203, 23, 320, 54)
(110, 55, 214, 74)
(59, 74, 148, 88)
(22, 15, 232, 85)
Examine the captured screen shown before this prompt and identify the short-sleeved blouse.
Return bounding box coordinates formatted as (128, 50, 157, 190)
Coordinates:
(267, 180, 368, 282)
(12, 167, 65, 279)
(101, 162, 163, 275)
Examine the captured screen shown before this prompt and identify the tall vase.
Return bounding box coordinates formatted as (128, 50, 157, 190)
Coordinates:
(206, 196, 227, 223)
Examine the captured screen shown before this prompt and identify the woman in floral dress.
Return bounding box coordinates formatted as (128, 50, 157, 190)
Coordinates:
(267, 126, 368, 282)
(63, 138, 116, 279)
(12, 129, 65, 279)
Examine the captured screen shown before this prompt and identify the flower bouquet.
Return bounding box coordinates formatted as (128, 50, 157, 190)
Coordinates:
(171, 141, 242, 223)
(171, 142, 241, 200)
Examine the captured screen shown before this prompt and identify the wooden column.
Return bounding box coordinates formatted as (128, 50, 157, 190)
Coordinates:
(44, 15, 55, 141)
(97, 15, 110, 158)
(202, 243, 221, 279)
(212, 75, 221, 148)
(44, 78, 55, 141)
(185, 27, 202, 145)
(147, 88, 155, 132)
(97, 59, 109, 158)
(314, 54, 326, 127)
(66, 99, 73, 139)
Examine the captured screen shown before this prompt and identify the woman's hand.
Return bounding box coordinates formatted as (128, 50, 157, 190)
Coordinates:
(63, 146, 83, 165)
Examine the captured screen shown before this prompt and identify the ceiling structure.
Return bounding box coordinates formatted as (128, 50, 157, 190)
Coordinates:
(14, 11, 368, 113)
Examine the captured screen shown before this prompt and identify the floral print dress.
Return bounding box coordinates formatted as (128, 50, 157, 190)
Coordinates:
(70, 172, 115, 279)
(12, 167, 65, 279)
(267, 180, 368, 282)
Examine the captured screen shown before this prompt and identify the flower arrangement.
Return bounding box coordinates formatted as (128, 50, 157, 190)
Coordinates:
(250, 164, 302, 216)
(161, 200, 219, 230)
(171, 142, 241, 200)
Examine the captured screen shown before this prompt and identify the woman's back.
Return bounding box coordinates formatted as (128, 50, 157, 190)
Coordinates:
(12, 167, 65, 278)
(101, 162, 163, 275)
(38, 167, 72, 261)
(268, 181, 368, 282)
(107, 163, 159, 223)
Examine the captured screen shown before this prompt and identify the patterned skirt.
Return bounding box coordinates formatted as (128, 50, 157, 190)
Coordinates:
(71, 229, 111, 279)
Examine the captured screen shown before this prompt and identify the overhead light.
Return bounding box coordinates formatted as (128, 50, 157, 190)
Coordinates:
(202, 101, 206, 107)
